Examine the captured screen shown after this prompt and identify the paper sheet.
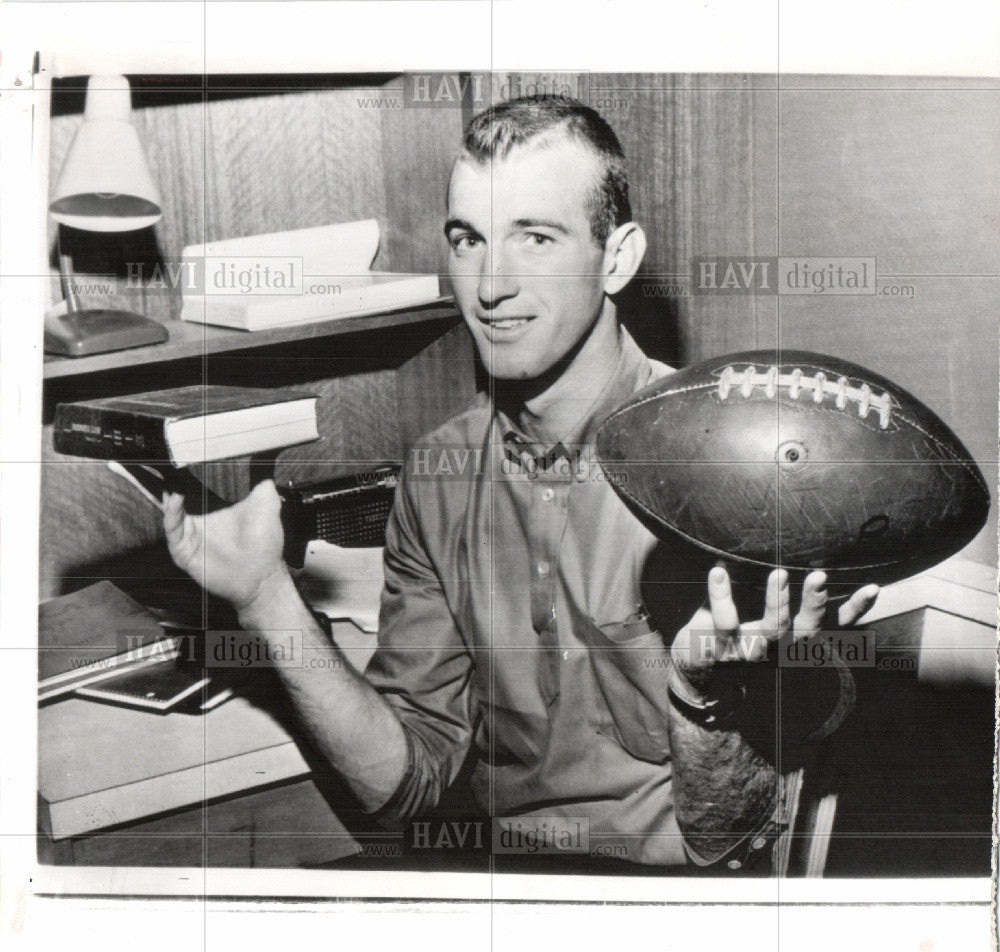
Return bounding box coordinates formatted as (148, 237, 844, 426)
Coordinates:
(296, 541, 384, 634)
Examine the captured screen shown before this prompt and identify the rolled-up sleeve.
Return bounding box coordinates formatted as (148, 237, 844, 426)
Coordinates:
(361, 469, 478, 824)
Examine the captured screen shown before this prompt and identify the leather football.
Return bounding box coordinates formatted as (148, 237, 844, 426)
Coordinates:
(595, 350, 990, 585)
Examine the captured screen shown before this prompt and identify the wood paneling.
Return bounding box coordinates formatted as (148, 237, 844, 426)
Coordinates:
(590, 74, 692, 365)
(202, 90, 388, 250)
(684, 82, 779, 356)
(378, 94, 463, 275)
(773, 83, 998, 566)
(396, 321, 476, 449)
(134, 89, 207, 312)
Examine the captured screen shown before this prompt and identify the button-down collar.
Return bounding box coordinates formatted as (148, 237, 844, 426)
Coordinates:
(495, 326, 653, 469)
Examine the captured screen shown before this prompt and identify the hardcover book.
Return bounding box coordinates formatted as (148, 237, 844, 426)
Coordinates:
(53, 384, 319, 466)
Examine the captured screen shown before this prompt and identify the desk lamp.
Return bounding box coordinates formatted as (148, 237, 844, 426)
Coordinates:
(46, 75, 168, 356)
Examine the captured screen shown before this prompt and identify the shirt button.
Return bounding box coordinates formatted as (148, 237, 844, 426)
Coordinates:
(562, 650, 570, 660)
(537, 561, 550, 577)
(751, 837, 767, 851)
(542, 487, 555, 502)
(727, 859, 741, 870)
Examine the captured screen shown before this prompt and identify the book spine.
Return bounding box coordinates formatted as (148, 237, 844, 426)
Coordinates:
(37, 792, 52, 839)
(53, 405, 174, 464)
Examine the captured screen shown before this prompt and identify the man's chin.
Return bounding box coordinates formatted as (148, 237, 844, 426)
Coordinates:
(479, 355, 547, 382)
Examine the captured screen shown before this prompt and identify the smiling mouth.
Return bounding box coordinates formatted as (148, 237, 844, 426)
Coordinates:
(478, 316, 534, 330)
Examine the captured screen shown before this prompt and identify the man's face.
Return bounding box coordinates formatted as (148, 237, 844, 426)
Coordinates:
(445, 137, 610, 381)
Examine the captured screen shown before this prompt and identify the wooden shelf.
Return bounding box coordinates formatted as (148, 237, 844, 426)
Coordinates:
(43, 299, 459, 380)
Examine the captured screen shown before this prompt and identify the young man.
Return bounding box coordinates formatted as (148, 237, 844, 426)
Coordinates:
(163, 97, 878, 870)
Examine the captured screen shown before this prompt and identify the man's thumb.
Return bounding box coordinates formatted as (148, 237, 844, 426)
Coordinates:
(246, 478, 283, 519)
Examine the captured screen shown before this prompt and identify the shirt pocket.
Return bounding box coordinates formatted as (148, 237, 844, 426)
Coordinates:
(580, 612, 673, 765)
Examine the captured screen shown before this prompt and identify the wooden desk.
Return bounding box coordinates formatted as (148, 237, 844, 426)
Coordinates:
(39, 559, 996, 876)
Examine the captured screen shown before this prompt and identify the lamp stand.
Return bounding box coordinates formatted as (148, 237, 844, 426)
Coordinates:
(45, 253, 168, 357)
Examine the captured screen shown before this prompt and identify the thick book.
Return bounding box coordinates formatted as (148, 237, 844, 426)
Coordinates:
(53, 384, 319, 466)
(38, 695, 312, 840)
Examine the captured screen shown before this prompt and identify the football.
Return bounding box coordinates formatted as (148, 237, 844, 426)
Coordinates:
(595, 350, 990, 586)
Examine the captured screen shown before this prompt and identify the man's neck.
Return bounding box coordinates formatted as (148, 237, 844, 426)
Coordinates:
(496, 308, 624, 446)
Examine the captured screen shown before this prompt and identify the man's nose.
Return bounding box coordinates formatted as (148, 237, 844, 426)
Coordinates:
(477, 246, 518, 308)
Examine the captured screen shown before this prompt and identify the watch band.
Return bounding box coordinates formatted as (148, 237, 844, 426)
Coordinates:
(666, 656, 747, 726)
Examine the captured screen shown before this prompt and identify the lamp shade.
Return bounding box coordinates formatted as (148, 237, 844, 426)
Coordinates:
(49, 75, 162, 232)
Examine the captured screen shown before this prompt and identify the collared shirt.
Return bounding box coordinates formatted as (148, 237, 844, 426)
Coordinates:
(363, 328, 696, 865)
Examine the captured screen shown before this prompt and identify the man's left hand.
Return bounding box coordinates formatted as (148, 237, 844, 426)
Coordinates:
(670, 566, 880, 706)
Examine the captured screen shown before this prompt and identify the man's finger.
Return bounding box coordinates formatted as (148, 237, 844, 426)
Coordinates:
(761, 568, 791, 638)
(793, 570, 828, 637)
(837, 584, 880, 626)
(707, 566, 740, 639)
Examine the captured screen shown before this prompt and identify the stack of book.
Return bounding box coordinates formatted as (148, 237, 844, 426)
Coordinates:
(38, 580, 230, 713)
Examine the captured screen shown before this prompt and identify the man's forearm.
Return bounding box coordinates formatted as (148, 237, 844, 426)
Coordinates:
(666, 698, 780, 865)
(237, 570, 409, 813)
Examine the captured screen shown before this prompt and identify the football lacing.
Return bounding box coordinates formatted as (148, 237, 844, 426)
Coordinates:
(716, 364, 894, 429)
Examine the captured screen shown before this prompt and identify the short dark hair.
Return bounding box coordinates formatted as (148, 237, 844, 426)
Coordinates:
(460, 95, 632, 246)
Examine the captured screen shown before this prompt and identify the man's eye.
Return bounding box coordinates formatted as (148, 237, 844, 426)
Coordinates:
(450, 234, 481, 254)
(522, 233, 554, 249)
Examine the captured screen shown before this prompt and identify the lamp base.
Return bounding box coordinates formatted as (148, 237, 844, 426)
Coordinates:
(44, 308, 169, 357)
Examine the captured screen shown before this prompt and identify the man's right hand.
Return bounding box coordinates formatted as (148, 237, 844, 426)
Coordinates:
(166, 478, 411, 812)
(162, 478, 290, 614)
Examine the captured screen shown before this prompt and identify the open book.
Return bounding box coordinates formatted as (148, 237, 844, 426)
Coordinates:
(179, 219, 441, 331)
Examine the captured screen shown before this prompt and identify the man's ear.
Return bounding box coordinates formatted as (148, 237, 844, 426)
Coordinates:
(602, 223, 647, 296)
